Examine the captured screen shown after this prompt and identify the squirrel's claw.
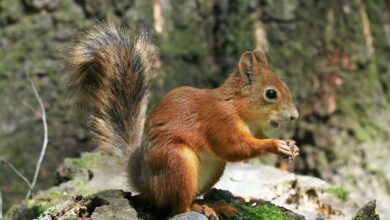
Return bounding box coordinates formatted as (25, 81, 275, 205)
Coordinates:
(275, 140, 299, 159)
(192, 204, 219, 220)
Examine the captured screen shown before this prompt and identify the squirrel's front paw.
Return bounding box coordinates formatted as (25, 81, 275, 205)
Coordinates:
(274, 140, 299, 158)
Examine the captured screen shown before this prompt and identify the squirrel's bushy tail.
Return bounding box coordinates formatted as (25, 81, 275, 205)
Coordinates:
(67, 22, 157, 162)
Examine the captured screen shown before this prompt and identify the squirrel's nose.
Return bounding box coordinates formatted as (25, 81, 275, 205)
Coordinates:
(290, 110, 299, 121)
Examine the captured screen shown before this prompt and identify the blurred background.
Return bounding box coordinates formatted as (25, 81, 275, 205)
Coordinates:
(0, 0, 389, 217)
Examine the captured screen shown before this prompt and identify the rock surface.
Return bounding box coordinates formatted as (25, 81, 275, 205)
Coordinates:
(90, 191, 138, 220)
(352, 200, 380, 220)
(169, 211, 208, 220)
(214, 163, 354, 219)
(4, 151, 380, 220)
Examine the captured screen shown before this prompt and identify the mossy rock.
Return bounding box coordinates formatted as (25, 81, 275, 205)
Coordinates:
(352, 200, 380, 220)
(324, 187, 348, 201)
(232, 201, 305, 220)
(30, 190, 306, 220)
(4, 199, 55, 220)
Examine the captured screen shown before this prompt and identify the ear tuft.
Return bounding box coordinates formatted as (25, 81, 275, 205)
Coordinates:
(238, 51, 255, 85)
(253, 49, 268, 68)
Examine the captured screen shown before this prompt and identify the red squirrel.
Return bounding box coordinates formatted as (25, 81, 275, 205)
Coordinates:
(68, 22, 299, 219)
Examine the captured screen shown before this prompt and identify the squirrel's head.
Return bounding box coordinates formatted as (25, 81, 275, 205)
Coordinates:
(235, 49, 298, 128)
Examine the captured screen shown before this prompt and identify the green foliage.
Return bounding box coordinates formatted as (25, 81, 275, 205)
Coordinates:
(324, 187, 349, 201)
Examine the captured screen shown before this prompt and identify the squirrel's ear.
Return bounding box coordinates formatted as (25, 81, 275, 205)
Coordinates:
(252, 49, 268, 68)
(238, 51, 255, 86)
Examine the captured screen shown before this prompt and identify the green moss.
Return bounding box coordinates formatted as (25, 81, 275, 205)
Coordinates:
(200, 193, 302, 219)
(3, 204, 19, 220)
(5, 199, 55, 220)
(59, 211, 78, 220)
(43, 205, 61, 216)
(47, 191, 68, 198)
(0, 0, 23, 23)
(51, 0, 83, 22)
(0, 0, 14, 8)
(67, 152, 102, 168)
(71, 158, 88, 169)
(233, 201, 293, 220)
(238, 203, 284, 220)
(0, 79, 6, 91)
(73, 179, 87, 188)
(25, 200, 55, 216)
(34, 205, 64, 220)
(324, 187, 349, 201)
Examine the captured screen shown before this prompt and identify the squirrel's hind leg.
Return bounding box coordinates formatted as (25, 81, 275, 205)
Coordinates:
(147, 144, 199, 215)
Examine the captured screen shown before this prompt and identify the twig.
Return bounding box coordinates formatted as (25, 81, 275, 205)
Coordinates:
(0, 76, 49, 202)
(0, 188, 3, 220)
(0, 158, 32, 189)
(22, 101, 41, 117)
(25, 79, 48, 199)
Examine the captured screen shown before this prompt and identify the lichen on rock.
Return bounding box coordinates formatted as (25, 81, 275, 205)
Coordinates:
(352, 200, 380, 220)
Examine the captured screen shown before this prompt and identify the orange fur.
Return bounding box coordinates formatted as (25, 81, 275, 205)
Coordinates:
(135, 49, 299, 215)
(70, 23, 299, 218)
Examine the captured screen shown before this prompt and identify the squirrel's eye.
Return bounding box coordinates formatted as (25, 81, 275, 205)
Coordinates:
(265, 89, 277, 100)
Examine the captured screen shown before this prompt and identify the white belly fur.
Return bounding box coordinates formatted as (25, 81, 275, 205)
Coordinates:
(197, 153, 225, 193)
